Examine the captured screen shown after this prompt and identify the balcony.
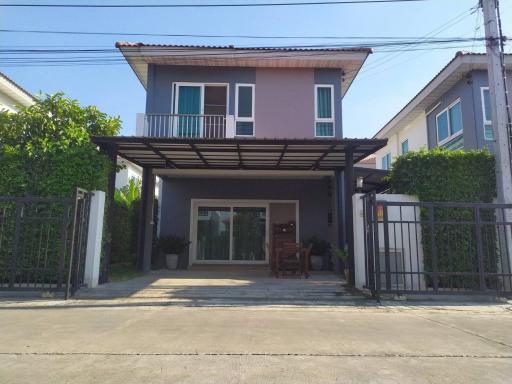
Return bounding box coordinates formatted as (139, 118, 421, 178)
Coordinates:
(136, 113, 235, 139)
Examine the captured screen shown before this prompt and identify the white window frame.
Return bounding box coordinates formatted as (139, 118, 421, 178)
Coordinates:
(401, 139, 409, 154)
(381, 153, 391, 170)
(436, 99, 463, 146)
(189, 199, 300, 266)
(314, 84, 335, 138)
(234, 83, 255, 137)
(171, 82, 229, 137)
(480, 87, 494, 141)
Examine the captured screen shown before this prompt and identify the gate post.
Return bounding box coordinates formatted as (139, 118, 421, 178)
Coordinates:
(84, 191, 106, 288)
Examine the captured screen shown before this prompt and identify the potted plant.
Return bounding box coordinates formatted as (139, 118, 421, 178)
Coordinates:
(333, 245, 350, 281)
(306, 236, 330, 271)
(156, 235, 191, 269)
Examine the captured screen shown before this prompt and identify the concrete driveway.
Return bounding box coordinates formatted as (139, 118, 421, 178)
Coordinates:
(1, 296, 512, 383)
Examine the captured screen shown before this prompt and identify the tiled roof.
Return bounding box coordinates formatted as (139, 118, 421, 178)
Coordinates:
(115, 42, 372, 53)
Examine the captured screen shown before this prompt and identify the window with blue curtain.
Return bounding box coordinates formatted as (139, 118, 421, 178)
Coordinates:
(436, 100, 462, 145)
(381, 153, 391, 170)
(401, 139, 409, 154)
(482, 88, 493, 140)
(176, 85, 201, 137)
(235, 85, 254, 136)
(315, 86, 334, 137)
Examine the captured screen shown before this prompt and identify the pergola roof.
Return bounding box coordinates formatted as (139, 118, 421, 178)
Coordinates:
(92, 137, 387, 171)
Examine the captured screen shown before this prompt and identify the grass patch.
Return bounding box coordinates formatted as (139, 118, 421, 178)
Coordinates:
(109, 263, 141, 282)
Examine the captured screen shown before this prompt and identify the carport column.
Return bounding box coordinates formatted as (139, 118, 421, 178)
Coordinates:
(137, 167, 155, 272)
(335, 169, 345, 273)
(344, 149, 355, 286)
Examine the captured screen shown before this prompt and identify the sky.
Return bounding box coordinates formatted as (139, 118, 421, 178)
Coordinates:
(1, 0, 511, 137)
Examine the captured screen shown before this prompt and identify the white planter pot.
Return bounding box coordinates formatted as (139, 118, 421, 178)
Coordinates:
(166, 254, 179, 269)
(311, 255, 323, 271)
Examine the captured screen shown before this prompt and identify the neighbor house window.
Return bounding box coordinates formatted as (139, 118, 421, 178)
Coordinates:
(315, 85, 335, 137)
(235, 84, 255, 136)
(401, 139, 409, 154)
(436, 100, 463, 146)
(481, 87, 493, 140)
(381, 153, 392, 170)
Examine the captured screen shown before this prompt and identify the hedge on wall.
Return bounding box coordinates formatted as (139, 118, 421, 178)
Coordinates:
(388, 147, 496, 202)
(388, 148, 498, 289)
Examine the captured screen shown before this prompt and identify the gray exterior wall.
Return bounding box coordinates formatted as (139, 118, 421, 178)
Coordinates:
(425, 69, 512, 153)
(146, 64, 255, 115)
(145, 64, 343, 139)
(159, 177, 334, 263)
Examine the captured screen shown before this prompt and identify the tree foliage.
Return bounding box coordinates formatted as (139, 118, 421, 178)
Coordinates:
(0, 92, 120, 197)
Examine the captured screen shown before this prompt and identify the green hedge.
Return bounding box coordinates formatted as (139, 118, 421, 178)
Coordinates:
(389, 148, 495, 202)
(388, 148, 498, 289)
(0, 147, 111, 197)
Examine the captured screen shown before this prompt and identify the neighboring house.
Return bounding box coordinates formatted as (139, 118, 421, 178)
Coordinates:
(371, 52, 512, 170)
(0, 71, 35, 111)
(93, 43, 387, 275)
(116, 157, 143, 189)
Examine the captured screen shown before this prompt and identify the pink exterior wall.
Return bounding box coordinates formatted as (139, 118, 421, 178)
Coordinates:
(254, 68, 315, 138)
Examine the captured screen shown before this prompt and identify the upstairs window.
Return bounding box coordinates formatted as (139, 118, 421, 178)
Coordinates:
(436, 100, 463, 146)
(315, 85, 335, 137)
(481, 87, 493, 140)
(235, 84, 255, 136)
(381, 153, 392, 170)
(401, 139, 409, 154)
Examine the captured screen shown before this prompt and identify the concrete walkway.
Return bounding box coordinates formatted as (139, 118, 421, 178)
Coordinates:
(1, 294, 512, 382)
(74, 268, 367, 306)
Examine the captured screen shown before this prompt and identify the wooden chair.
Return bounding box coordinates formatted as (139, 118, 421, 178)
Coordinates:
(275, 242, 312, 278)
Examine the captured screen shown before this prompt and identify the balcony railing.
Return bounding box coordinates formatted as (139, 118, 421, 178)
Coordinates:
(136, 113, 235, 139)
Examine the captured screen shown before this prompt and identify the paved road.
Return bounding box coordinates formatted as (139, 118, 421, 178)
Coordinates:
(1, 301, 512, 383)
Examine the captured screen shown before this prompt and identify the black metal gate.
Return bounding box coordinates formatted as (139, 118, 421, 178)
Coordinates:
(362, 192, 512, 300)
(0, 188, 91, 298)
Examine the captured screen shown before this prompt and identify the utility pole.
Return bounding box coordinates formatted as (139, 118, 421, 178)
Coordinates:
(481, 0, 512, 207)
(481, 0, 512, 281)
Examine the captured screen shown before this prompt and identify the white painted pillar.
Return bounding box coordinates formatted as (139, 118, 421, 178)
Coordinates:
(84, 190, 106, 288)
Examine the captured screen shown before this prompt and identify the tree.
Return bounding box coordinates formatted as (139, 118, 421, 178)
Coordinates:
(0, 93, 121, 197)
(0, 92, 120, 154)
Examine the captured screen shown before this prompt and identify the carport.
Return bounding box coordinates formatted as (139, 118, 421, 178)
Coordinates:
(93, 136, 387, 285)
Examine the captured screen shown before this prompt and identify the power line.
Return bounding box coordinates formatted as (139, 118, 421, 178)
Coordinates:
(0, 28, 466, 41)
(0, 0, 429, 8)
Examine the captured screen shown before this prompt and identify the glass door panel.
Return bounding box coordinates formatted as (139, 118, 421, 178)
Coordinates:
(196, 207, 230, 261)
(177, 85, 202, 137)
(232, 207, 266, 261)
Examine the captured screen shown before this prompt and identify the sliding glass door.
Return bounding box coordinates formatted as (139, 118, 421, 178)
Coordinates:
(194, 203, 267, 263)
(233, 207, 266, 261)
(196, 207, 230, 261)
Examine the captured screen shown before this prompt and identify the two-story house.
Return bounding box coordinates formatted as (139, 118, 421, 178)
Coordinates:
(93, 43, 387, 280)
(372, 51, 512, 170)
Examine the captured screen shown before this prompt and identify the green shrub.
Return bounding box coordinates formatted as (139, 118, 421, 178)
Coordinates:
(389, 148, 497, 289)
(110, 179, 142, 265)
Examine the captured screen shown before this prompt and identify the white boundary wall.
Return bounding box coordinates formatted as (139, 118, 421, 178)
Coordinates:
(84, 190, 105, 288)
(353, 193, 426, 291)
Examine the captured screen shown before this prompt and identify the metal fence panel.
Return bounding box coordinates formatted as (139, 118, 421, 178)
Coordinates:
(362, 193, 512, 299)
(0, 189, 91, 297)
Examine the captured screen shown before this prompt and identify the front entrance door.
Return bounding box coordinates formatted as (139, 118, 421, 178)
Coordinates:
(192, 201, 268, 264)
